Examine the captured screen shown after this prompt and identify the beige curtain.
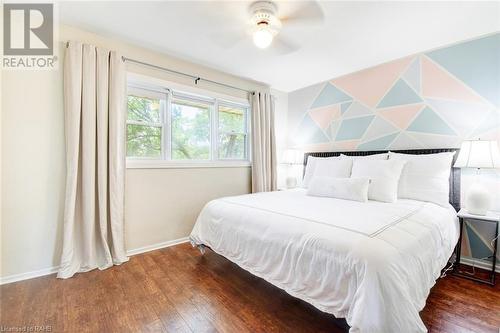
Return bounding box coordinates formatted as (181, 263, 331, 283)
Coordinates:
(58, 42, 128, 279)
(251, 92, 277, 192)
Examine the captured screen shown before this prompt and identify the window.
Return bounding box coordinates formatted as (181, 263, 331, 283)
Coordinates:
(126, 83, 250, 166)
(218, 103, 248, 160)
(126, 88, 164, 158)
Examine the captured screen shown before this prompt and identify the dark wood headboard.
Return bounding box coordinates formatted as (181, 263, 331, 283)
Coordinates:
(304, 148, 461, 211)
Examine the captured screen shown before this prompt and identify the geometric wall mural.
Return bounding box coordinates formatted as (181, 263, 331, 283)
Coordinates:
(291, 33, 500, 153)
(289, 33, 500, 268)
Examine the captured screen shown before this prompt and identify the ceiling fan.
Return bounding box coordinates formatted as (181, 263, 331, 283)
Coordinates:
(211, 0, 324, 54)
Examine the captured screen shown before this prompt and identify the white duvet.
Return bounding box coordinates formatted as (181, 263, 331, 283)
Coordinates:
(190, 189, 459, 333)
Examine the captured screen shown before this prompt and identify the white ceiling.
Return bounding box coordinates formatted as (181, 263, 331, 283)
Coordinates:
(60, 1, 500, 92)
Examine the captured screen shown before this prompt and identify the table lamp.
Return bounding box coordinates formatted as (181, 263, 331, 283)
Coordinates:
(454, 140, 500, 215)
(282, 149, 303, 188)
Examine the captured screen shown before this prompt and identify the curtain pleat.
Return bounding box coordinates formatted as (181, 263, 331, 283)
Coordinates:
(58, 42, 128, 279)
(251, 92, 277, 192)
(108, 51, 128, 263)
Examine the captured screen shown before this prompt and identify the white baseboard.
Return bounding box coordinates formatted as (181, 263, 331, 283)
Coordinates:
(460, 257, 500, 273)
(1, 242, 496, 285)
(0, 236, 190, 285)
(0, 266, 60, 285)
(126, 237, 189, 256)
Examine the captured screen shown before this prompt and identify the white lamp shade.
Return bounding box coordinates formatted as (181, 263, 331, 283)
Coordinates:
(454, 140, 500, 168)
(282, 149, 303, 164)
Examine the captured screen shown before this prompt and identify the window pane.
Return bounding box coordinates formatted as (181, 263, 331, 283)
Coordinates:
(218, 105, 245, 133)
(126, 124, 161, 158)
(171, 100, 210, 160)
(218, 133, 246, 159)
(127, 95, 161, 123)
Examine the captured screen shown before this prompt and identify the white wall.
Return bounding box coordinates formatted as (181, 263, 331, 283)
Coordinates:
(125, 167, 251, 251)
(271, 89, 289, 189)
(2, 68, 66, 280)
(1, 25, 269, 281)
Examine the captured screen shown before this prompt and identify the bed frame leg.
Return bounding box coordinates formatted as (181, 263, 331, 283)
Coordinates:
(197, 244, 206, 255)
(190, 238, 206, 255)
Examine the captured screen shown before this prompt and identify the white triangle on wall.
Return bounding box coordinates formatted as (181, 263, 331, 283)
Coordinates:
(390, 132, 423, 149)
(361, 116, 399, 142)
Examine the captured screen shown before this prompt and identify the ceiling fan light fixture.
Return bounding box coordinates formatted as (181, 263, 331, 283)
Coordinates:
(253, 23, 274, 49)
(249, 1, 281, 49)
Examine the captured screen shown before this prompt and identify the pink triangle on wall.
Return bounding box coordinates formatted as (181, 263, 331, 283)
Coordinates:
(334, 140, 360, 151)
(331, 56, 414, 109)
(378, 104, 424, 129)
(421, 56, 485, 103)
(308, 104, 341, 129)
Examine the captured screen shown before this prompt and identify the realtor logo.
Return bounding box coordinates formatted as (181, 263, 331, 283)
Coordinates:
(2, 3, 57, 69)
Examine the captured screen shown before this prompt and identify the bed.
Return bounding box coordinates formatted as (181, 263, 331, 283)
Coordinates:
(190, 149, 461, 333)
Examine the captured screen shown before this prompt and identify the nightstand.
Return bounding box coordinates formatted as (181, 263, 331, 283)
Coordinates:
(453, 209, 499, 286)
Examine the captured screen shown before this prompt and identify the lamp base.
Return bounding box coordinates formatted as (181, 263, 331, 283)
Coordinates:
(286, 177, 297, 189)
(465, 182, 491, 216)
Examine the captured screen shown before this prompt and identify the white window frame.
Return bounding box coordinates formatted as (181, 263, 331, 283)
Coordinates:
(126, 79, 251, 169)
(126, 86, 168, 160)
(169, 92, 213, 161)
(216, 100, 251, 161)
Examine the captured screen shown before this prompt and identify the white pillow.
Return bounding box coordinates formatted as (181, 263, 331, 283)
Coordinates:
(307, 177, 370, 202)
(303, 156, 339, 188)
(313, 158, 352, 179)
(351, 159, 406, 203)
(341, 153, 388, 160)
(389, 152, 455, 207)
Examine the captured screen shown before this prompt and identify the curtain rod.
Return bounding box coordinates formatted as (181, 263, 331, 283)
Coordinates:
(122, 56, 254, 95)
(64, 42, 255, 95)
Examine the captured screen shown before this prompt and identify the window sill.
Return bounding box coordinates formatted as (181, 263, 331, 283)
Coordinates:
(126, 159, 252, 169)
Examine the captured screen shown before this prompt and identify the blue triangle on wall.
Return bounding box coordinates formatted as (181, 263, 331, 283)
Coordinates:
(311, 83, 352, 109)
(336, 115, 375, 141)
(426, 33, 500, 107)
(377, 79, 423, 108)
(358, 132, 399, 151)
(341, 101, 353, 114)
(407, 106, 456, 135)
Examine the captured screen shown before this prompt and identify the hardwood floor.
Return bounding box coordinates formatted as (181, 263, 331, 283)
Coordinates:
(1, 243, 499, 333)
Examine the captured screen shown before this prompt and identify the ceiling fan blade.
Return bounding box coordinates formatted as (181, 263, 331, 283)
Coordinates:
(203, 1, 251, 49)
(280, 1, 325, 26)
(270, 35, 300, 55)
